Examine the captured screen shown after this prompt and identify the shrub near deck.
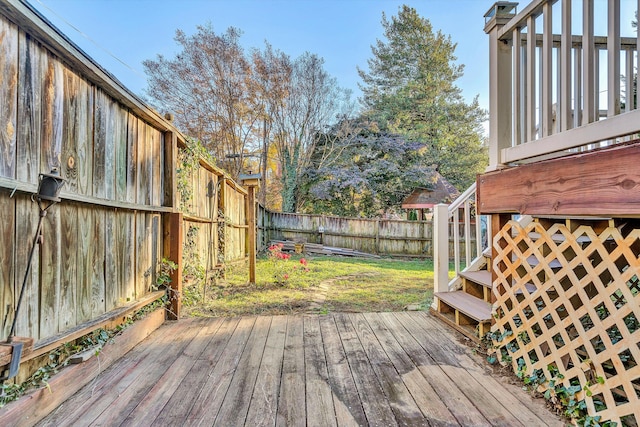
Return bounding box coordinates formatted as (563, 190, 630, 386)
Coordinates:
(182, 256, 434, 317)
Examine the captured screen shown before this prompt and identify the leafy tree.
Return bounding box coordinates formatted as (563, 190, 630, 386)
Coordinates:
(144, 26, 351, 211)
(300, 122, 434, 218)
(358, 5, 487, 190)
(143, 25, 261, 178)
(270, 53, 354, 212)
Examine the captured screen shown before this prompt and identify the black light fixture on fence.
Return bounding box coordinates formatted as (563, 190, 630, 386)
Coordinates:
(1, 168, 66, 381)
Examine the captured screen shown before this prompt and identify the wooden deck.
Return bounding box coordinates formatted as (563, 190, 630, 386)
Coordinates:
(36, 312, 563, 427)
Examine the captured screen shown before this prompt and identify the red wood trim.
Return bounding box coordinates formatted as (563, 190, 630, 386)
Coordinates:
(478, 142, 640, 216)
(163, 212, 183, 320)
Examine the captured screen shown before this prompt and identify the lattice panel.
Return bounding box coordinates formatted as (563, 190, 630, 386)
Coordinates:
(492, 219, 640, 425)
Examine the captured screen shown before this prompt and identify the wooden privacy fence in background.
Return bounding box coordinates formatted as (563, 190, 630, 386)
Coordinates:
(259, 209, 477, 259)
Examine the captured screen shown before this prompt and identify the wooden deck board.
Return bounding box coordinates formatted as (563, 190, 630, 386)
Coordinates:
(35, 312, 564, 427)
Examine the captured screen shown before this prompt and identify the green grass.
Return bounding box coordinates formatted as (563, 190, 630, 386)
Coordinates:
(182, 255, 435, 317)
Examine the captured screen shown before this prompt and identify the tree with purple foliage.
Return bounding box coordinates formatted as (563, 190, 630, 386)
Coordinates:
(299, 122, 434, 217)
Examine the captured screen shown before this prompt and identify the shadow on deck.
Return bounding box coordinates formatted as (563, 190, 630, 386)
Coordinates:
(36, 312, 563, 426)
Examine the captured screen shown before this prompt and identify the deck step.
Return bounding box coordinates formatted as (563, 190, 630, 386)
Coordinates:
(459, 270, 491, 288)
(432, 291, 492, 341)
(435, 291, 492, 322)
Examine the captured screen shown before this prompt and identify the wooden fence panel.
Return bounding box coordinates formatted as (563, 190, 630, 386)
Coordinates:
(62, 67, 93, 196)
(116, 211, 136, 304)
(59, 203, 77, 333)
(12, 197, 37, 339)
(90, 209, 106, 319)
(40, 54, 63, 177)
(136, 119, 149, 205)
(76, 204, 92, 325)
(261, 211, 440, 257)
(104, 210, 118, 311)
(223, 181, 247, 262)
(150, 128, 163, 206)
(39, 202, 61, 339)
(126, 112, 137, 203)
(17, 32, 43, 185)
(0, 9, 169, 356)
(0, 16, 17, 179)
(114, 103, 127, 202)
(0, 193, 15, 339)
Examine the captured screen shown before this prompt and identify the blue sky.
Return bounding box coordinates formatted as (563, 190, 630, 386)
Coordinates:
(29, 0, 496, 111)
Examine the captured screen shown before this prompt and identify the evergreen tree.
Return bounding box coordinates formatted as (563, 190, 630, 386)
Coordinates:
(358, 5, 487, 190)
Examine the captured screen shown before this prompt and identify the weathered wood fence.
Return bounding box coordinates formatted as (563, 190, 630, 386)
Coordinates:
(0, 0, 249, 378)
(259, 209, 477, 259)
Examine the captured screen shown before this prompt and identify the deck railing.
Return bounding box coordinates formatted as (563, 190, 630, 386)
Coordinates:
(433, 183, 490, 301)
(486, 0, 640, 168)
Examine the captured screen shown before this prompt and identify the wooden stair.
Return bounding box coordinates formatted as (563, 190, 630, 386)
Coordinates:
(430, 252, 494, 342)
(430, 215, 608, 342)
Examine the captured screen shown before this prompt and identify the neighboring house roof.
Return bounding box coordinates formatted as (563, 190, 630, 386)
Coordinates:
(401, 172, 460, 209)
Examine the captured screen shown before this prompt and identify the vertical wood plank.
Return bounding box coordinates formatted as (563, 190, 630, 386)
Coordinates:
(17, 32, 42, 185)
(39, 204, 62, 339)
(137, 119, 150, 205)
(491, 214, 511, 306)
(150, 128, 162, 206)
(526, 16, 536, 141)
(163, 131, 177, 208)
(76, 205, 91, 324)
(115, 106, 127, 201)
(61, 68, 80, 194)
(104, 210, 118, 311)
(91, 209, 106, 317)
(0, 17, 18, 179)
(13, 197, 38, 339)
(573, 47, 582, 127)
(117, 211, 136, 304)
(41, 55, 63, 173)
(136, 212, 150, 298)
(560, 0, 572, 131)
(0, 193, 15, 339)
(625, 49, 634, 112)
(59, 202, 77, 333)
(513, 27, 522, 145)
(75, 76, 93, 196)
(582, 0, 596, 125)
(93, 90, 107, 199)
(541, 2, 553, 137)
(104, 98, 116, 199)
(607, 0, 621, 117)
(163, 212, 182, 320)
(126, 112, 137, 203)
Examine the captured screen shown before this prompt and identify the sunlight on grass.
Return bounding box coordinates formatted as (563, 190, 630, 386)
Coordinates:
(182, 255, 436, 317)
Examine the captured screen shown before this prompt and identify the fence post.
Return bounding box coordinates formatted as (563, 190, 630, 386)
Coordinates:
(432, 204, 449, 309)
(375, 219, 380, 254)
(163, 212, 183, 320)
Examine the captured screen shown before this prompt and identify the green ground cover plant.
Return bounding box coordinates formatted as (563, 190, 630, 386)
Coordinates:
(182, 254, 434, 317)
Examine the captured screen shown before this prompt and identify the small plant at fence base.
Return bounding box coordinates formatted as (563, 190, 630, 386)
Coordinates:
(267, 243, 310, 286)
(483, 331, 617, 427)
(0, 299, 165, 408)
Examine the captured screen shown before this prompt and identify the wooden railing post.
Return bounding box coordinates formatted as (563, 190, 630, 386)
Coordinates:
(239, 174, 261, 285)
(163, 212, 183, 320)
(484, 2, 516, 170)
(432, 204, 450, 309)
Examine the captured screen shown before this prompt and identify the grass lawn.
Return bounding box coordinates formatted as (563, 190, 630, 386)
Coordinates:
(181, 254, 435, 317)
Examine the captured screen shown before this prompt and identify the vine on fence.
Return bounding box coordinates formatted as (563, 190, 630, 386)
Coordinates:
(483, 331, 616, 427)
(177, 137, 214, 213)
